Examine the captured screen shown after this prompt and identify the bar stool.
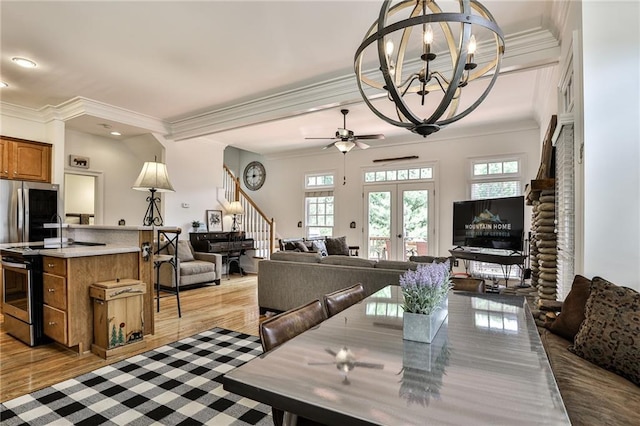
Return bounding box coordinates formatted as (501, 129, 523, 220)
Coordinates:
(154, 228, 181, 317)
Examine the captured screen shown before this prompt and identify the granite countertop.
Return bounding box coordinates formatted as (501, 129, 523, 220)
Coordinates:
(0, 242, 140, 258)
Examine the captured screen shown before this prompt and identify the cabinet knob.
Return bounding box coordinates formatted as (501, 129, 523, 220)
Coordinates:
(48, 322, 56, 326)
(47, 288, 55, 292)
(47, 263, 55, 268)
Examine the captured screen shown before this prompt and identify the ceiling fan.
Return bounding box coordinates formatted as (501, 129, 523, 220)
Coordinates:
(306, 109, 384, 153)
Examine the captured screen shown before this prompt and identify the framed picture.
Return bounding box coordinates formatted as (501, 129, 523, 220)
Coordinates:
(206, 210, 223, 232)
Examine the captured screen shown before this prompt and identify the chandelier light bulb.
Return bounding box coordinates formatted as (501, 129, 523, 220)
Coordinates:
(424, 25, 434, 45)
(385, 39, 394, 56)
(468, 34, 477, 55)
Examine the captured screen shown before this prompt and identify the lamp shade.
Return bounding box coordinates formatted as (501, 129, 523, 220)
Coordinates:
(227, 201, 244, 215)
(132, 161, 175, 192)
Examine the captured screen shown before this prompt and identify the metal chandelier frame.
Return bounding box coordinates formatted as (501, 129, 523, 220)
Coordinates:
(355, 0, 505, 137)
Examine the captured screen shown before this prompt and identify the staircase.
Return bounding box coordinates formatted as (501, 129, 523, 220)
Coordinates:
(223, 165, 275, 259)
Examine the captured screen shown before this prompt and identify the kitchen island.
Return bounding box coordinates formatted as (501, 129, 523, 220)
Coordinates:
(1, 225, 166, 353)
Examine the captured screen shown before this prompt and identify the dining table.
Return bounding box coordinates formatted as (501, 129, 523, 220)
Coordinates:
(223, 286, 570, 425)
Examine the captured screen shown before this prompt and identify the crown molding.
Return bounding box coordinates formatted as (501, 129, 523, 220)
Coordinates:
(1, 97, 169, 134)
(0, 102, 44, 122)
(169, 27, 560, 141)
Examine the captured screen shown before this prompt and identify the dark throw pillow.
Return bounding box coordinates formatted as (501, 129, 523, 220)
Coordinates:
(325, 236, 350, 256)
(546, 275, 592, 341)
(312, 240, 328, 257)
(569, 276, 640, 385)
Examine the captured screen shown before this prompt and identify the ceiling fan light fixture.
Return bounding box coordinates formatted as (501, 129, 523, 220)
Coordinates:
(335, 141, 356, 153)
(354, 0, 505, 137)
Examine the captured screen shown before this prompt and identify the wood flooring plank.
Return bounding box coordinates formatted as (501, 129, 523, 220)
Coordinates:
(0, 274, 261, 402)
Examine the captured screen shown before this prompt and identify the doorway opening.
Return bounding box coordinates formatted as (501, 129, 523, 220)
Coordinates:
(64, 171, 103, 225)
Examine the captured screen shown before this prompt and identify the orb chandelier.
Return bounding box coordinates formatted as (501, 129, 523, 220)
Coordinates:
(355, 0, 505, 137)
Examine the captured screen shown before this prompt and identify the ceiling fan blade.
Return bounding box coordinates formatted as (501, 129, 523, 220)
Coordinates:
(305, 137, 336, 140)
(354, 134, 385, 140)
(354, 140, 370, 150)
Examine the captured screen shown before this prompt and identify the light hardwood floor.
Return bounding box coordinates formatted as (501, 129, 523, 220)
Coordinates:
(0, 274, 261, 403)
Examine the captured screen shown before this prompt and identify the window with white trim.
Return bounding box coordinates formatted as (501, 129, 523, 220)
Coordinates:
(470, 158, 521, 199)
(364, 166, 433, 183)
(469, 156, 524, 280)
(305, 172, 335, 238)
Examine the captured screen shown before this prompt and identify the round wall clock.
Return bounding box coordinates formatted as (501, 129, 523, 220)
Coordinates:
(243, 161, 266, 191)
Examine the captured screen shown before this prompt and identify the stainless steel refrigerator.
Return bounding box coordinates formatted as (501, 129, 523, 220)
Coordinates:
(0, 180, 60, 244)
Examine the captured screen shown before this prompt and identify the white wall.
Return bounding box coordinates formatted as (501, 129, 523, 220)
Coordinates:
(65, 129, 160, 226)
(163, 136, 227, 235)
(247, 123, 540, 259)
(582, 1, 640, 290)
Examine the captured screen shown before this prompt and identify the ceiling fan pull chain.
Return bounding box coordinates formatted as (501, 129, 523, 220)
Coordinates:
(343, 153, 347, 185)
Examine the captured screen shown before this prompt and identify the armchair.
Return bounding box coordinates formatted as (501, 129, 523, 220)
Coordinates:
(157, 240, 222, 288)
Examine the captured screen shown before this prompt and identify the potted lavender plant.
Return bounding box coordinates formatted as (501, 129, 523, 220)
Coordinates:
(400, 261, 452, 343)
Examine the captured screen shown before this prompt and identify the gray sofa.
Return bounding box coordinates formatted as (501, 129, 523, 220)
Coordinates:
(258, 251, 449, 314)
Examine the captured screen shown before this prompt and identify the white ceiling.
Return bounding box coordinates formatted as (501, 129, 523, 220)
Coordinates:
(0, 1, 560, 155)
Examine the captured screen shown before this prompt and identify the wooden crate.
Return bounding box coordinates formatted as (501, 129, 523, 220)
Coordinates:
(90, 278, 146, 359)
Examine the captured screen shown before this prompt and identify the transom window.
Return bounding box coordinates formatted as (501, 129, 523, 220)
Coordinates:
(306, 172, 334, 189)
(470, 157, 522, 199)
(364, 166, 433, 183)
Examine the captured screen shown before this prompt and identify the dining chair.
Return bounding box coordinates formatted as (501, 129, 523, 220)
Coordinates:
(259, 299, 327, 425)
(323, 283, 366, 317)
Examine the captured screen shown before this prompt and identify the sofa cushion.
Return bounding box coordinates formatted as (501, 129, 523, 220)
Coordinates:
(546, 275, 591, 341)
(569, 276, 640, 385)
(180, 260, 215, 276)
(270, 251, 322, 263)
(540, 328, 640, 425)
(320, 256, 376, 268)
(312, 240, 328, 256)
(325, 236, 349, 256)
(375, 260, 419, 271)
(168, 240, 194, 262)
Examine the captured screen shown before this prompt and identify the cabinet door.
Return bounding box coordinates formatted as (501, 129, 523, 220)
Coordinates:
(12, 141, 51, 182)
(0, 139, 8, 179)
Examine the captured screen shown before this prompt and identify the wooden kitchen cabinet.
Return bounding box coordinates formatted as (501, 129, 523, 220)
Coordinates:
(0, 136, 52, 182)
(42, 252, 140, 354)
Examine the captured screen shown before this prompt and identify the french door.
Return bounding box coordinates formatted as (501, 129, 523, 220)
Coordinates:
(364, 182, 435, 261)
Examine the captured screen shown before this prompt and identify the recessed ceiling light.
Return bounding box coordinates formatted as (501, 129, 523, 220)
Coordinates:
(0, 82, 8, 88)
(12, 57, 37, 68)
(110, 131, 122, 136)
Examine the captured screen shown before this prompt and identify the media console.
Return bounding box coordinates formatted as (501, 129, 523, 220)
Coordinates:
(448, 248, 527, 288)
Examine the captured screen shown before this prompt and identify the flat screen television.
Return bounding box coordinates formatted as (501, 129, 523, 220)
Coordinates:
(452, 196, 525, 252)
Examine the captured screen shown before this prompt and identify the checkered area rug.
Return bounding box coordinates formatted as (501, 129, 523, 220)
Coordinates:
(0, 328, 272, 425)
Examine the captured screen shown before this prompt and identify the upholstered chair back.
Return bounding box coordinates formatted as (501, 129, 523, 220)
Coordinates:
(259, 299, 326, 353)
(323, 283, 366, 317)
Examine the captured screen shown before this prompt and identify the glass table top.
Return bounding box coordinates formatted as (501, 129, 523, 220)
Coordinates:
(224, 286, 570, 425)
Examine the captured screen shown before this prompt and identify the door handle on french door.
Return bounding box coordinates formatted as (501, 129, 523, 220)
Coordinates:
(397, 234, 403, 238)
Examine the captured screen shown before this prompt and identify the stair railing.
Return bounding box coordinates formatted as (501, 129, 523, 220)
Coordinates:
(223, 165, 276, 259)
